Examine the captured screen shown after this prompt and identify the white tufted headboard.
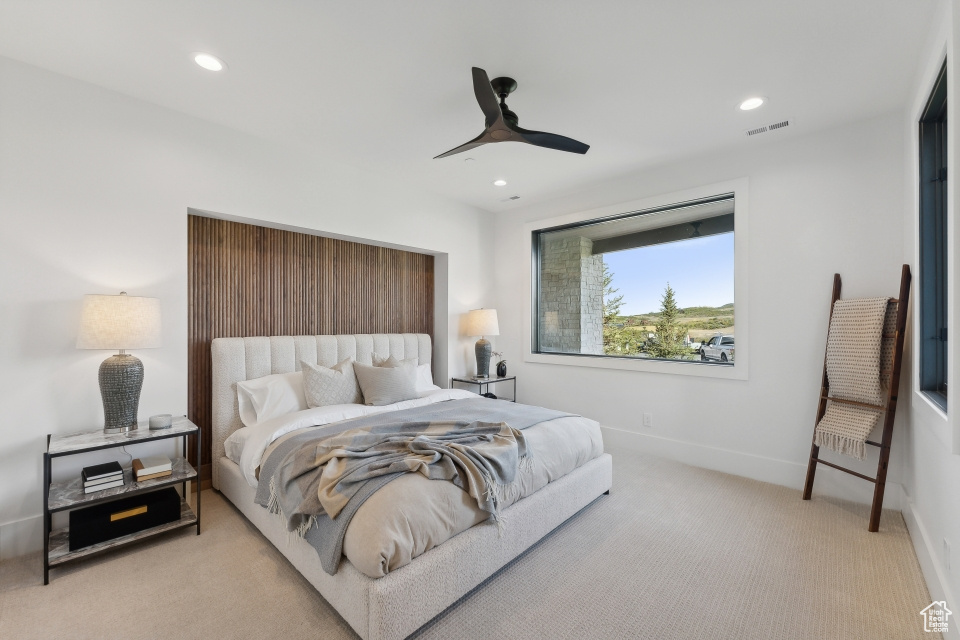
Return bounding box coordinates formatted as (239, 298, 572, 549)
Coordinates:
(210, 333, 432, 489)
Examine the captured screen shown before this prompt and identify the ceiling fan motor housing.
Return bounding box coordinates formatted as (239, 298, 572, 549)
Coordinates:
(491, 77, 519, 125)
(490, 76, 518, 96)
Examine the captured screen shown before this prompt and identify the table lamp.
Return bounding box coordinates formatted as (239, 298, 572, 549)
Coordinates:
(77, 292, 162, 433)
(465, 308, 499, 379)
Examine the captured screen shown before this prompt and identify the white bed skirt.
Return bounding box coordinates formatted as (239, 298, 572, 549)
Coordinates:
(219, 453, 613, 640)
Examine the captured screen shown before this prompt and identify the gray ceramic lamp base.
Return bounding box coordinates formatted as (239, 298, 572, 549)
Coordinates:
(99, 353, 143, 434)
(475, 338, 492, 378)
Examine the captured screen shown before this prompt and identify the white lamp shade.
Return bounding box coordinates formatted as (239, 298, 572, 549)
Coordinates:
(77, 293, 162, 350)
(465, 308, 499, 337)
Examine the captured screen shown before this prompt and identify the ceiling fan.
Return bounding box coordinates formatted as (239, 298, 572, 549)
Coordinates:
(434, 67, 590, 159)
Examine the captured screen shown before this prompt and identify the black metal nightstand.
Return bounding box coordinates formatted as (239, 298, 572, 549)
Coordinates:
(451, 375, 517, 402)
(42, 417, 201, 584)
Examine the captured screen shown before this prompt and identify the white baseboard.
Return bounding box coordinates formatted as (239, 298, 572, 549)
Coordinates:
(902, 493, 960, 639)
(0, 515, 43, 561)
(600, 426, 903, 510)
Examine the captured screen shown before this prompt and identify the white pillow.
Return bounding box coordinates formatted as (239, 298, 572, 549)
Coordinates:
(301, 358, 363, 408)
(354, 361, 420, 406)
(372, 353, 437, 393)
(236, 371, 308, 428)
(416, 363, 440, 393)
(223, 427, 249, 463)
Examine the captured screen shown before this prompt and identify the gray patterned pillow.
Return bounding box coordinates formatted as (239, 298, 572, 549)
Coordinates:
(353, 361, 419, 406)
(301, 358, 363, 408)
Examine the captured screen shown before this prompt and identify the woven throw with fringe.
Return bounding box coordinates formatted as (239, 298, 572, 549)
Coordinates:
(814, 297, 890, 460)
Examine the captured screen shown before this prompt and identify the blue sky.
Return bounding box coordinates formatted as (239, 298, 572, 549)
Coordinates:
(602, 233, 734, 315)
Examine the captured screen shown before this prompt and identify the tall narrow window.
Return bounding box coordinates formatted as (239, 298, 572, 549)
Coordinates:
(919, 61, 947, 409)
(532, 195, 735, 365)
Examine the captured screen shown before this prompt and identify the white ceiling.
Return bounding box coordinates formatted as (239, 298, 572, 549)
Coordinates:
(0, 1, 940, 213)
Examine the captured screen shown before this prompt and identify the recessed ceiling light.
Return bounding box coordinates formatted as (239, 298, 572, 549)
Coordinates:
(493, 179, 507, 186)
(739, 97, 765, 111)
(194, 53, 226, 72)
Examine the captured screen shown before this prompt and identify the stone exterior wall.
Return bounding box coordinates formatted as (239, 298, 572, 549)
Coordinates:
(579, 250, 604, 354)
(538, 235, 603, 354)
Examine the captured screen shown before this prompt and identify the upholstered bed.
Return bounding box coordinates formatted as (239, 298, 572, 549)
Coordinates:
(212, 333, 612, 640)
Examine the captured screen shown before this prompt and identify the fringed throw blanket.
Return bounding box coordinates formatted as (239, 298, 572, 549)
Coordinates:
(814, 297, 890, 460)
(254, 398, 573, 574)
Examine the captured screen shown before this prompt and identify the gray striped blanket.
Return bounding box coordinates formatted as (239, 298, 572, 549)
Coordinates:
(254, 397, 573, 574)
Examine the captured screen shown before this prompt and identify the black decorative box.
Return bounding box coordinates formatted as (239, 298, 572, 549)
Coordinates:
(69, 488, 180, 551)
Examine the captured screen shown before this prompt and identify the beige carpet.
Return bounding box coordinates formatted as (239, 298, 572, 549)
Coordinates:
(1, 450, 934, 640)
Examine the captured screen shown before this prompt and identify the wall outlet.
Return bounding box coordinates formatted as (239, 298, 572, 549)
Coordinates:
(642, 413, 653, 428)
(944, 538, 951, 571)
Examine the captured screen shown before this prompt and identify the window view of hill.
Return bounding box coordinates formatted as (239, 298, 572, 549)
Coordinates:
(598, 226, 735, 363)
(602, 260, 734, 362)
(617, 303, 734, 340)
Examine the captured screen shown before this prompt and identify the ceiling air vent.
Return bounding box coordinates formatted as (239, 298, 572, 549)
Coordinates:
(745, 119, 790, 137)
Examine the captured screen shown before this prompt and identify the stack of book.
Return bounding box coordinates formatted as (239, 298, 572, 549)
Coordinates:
(81, 462, 124, 494)
(132, 455, 173, 482)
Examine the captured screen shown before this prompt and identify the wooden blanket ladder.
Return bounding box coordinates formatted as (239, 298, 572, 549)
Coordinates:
(801, 264, 911, 532)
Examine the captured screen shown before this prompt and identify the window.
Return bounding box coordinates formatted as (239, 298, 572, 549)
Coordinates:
(532, 194, 735, 366)
(919, 61, 947, 409)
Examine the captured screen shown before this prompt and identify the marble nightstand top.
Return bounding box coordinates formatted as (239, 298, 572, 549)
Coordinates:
(48, 416, 197, 455)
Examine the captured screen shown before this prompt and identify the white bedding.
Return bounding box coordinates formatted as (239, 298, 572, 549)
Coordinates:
(343, 413, 603, 577)
(226, 388, 476, 486)
(226, 391, 604, 578)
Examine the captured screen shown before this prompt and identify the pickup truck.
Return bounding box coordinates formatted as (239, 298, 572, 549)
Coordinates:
(700, 334, 735, 363)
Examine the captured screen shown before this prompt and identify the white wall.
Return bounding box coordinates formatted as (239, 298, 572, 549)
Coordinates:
(493, 112, 908, 507)
(899, 0, 960, 631)
(0, 57, 492, 558)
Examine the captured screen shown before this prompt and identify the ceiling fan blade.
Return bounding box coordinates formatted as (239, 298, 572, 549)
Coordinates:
(472, 67, 503, 128)
(512, 125, 590, 154)
(433, 131, 490, 159)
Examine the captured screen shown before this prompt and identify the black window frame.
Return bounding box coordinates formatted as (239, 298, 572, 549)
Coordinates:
(530, 193, 735, 364)
(919, 60, 948, 410)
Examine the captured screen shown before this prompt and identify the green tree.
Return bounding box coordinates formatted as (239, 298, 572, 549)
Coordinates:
(601, 260, 638, 355)
(647, 283, 689, 359)
(602, 260, 624, 323)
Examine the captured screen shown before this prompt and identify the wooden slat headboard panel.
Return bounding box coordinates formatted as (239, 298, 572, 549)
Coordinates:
(188, 215, 434, 480)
